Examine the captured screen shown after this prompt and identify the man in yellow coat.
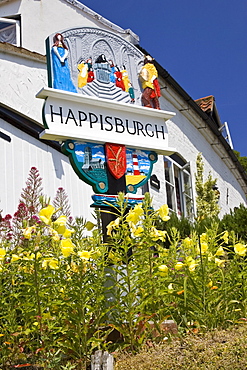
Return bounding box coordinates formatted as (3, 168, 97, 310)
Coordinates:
(139, 55, 161, 109)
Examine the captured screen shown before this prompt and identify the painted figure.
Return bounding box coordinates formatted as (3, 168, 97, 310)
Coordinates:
(86, 58, 94, 83)
(52, 33, 77, 93)
(108, 60, 116, 83)
(115, 66, 125, 91)
(121, 65, 135, 102)
(77, 58, 88, 88)
(139, 55, 161, 109)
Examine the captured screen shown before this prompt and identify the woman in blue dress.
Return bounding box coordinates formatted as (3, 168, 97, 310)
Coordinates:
(52, 33, 77, 93)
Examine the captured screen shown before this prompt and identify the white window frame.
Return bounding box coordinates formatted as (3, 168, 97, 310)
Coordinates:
(0, 17, 21, 47)
(164, 156, 194, 219)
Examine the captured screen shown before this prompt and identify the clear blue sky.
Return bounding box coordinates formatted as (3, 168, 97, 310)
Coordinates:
(79, 0, 247, 156)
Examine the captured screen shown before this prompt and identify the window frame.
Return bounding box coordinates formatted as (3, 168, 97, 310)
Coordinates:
(0, 16, 21, 47)
(164, 156, 194, 218)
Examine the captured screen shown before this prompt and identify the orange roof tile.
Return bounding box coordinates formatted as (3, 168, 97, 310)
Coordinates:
(195, 95, 215, 113)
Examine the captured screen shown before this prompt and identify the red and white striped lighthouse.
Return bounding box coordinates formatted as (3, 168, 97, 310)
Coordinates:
(132, 153, 140, 175)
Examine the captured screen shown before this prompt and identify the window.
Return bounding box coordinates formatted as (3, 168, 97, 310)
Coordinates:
(0, 17, 21, 46)
(164, 154, 194, 218)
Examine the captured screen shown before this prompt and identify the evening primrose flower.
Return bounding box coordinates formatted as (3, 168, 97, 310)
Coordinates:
(215, 257, 226, 267)
(185, 257, 197, 272)
(0, 248, 6, 260)
(133, 226, 144, 237)
(158, 264, 169, 276)
(78, 250, 91, 260)
(197, 242, 208, 254)
(200, 233, 207, 243)
(175, 261, 184, 271)
(126, 204, 143, 225)
(149, 227, 167, 242)
(11, 254, 21, 262)
(63, 228, 75, 238)
(106, 217, 120, 236)
(215, 246, 225, 256)
(51, 229, 60, 242)
(234, 243, 246, 257)
(53, 215, 67, 234)
(182, 237, 193, 248)
(23, 226, 36, 239)
(60, 238, 75, 257)
(207, 280, 213, 288)
(42, 259, 59, 269)
(221, 231, 229, 244)
(70, 262, 79, 273)
(188, 261, 197, 272)
(39, 205, 55, 225)
(158, 204, 170, 222)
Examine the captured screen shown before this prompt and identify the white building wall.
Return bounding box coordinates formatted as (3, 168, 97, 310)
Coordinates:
(0, 118, 94, 218)
(0, 46, 46, 123)
(0, 0, 138, 55)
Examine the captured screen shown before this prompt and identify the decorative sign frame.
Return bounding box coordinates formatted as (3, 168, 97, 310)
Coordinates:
(37, 27, 176, 198)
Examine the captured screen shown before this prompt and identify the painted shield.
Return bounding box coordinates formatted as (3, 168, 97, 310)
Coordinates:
(105, 143, 127, 179)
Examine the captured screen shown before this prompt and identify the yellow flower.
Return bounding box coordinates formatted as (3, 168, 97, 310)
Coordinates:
(60, 238, 75, 257)
(63, 228, 75, 238)
(182, 237, 193, 248)
(126, 204, 143, 225)
(11, 254, 21, 262)
(42, 259, 59, 269)
(51, 229, 60, 242)
(200, 233, 207, 243)
(70, 262, 79, 273)
(234, 243, 246, 257)
(222, 231, 229, 244)
(106, 217, 120, 236)
(175, 261, 184, 271)
(215, 246, 225, 256)
(207, 280, 213, 288)
(158, 204, 170, 222)
(0, 248, 6, 260)
(39, 205, 55, 225)
(23, 226, 36, 239)
(133, 226, 144, 237)
(197, 242, 208, 254)
(215, 258, 226, 267)
(158, 264, 168, 276)
(186, 257, 197, 272)
(48, 259, 59, 269)
(150, 227, 159, 240)
(188, 262, 197, 272)
(78, 250, 91, 260)
(53, 215, 67, 234)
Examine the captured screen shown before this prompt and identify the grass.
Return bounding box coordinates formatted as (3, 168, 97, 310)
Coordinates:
(115, 325, 247, 370)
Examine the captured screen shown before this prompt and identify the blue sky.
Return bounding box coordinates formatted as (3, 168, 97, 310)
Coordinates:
(79, 0, 247, 156)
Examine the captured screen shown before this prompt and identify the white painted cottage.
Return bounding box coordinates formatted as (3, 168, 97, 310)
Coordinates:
(0, 0, 246, 220)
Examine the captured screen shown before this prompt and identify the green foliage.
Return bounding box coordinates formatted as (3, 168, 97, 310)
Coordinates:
(195, 153, 220, 218)
(219, 203, 247, 242)
(233, 150, 247, 173)
(0, 170, 247, 367)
